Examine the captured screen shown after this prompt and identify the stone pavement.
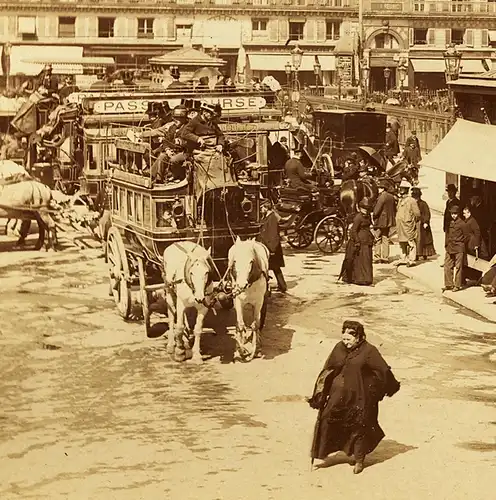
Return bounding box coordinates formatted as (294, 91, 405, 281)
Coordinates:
(393, 166, 496, 323)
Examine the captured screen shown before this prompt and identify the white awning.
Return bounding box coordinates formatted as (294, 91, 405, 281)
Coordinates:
(249, 54, 335, 72)
(419, 119, 496, 182)
(7, 45, 84, 76)
(411, 58, 487, 74)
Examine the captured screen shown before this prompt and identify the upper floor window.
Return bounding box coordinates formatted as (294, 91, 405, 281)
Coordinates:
(373, 33, 399, 49)
(138, 18, 154, 39)
(98, 17, 115, 38)
(326, 21, 341, 41)
(252, 19, 268, 32)
(413, 28, 427, 45)
(58, 17, 76, 38)
(176, 24, 193, 38)
(18, 16, 37, 40)
(451, 28, 465, 45)
(289, 22, 305, 41)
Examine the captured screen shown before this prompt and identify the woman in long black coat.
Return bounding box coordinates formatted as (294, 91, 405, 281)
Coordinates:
(339, 198, 374, 286)
(308, 320, 400, 474)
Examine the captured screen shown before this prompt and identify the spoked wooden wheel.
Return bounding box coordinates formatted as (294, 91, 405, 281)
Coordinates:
(137, 257, 151, 335)
(107, 227, 132, 319)
(287, 218, 315, 249)
(314, 215, 346, 254)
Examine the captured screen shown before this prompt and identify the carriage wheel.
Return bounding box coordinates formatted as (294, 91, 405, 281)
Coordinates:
(314, 216, 346, 254)
(287, 219, 315, 249)
(107, 227, 132, 319)
(137, 257, 151, 335)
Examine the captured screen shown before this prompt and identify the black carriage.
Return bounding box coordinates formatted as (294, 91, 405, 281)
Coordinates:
(106, 136, 263, 335)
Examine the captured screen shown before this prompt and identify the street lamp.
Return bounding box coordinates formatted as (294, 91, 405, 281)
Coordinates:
(383, 67, 391, 95)
(397, 62, 408, 105)
(313, 62, 321, 95)
(361, 59, 370, 105)
(291, 44, 304, 71)
(443, 43, 462, 122)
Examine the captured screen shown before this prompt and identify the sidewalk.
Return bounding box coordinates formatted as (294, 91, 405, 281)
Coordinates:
(391, 184, 496, 323)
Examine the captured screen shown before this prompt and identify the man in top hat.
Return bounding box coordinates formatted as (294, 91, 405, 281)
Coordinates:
(395, 180, 420, 267)
(180, 102, 225, 152)
(443, 204, 469, 292)
(284, 145, 316, 193)
(403, 130, 422, 171)
(167, 66, 187, 90)
(372, 179, 396, 263)
(385, 123, 400, 162)
(443, 184, 460, 233)
(38, 63, 59, 96)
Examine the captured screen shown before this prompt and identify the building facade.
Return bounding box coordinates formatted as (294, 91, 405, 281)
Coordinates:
(2, 0, 496, 91)
(0, 1, 356, 87)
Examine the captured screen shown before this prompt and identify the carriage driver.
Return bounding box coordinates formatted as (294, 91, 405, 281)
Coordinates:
(180, 102, 226, 153)
(284, 144, 317, 193)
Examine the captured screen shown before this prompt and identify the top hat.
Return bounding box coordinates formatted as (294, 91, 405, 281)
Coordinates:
(446, 183, 458, 192)
(200, 102, 217, 114)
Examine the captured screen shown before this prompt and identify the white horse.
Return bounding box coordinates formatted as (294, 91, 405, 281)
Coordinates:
(163, 241, 216, 363)
(228, 237, 269, 361)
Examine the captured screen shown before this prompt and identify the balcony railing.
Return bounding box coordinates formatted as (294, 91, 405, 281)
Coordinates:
(0, 0, 355, 6)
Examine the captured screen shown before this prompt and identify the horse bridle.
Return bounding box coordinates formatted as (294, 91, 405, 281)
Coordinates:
(184, 255, 214, 298)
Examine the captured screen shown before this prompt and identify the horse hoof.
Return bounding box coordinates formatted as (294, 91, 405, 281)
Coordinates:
(189, 355, 204, 365)
(166, 344, 175, 355)
(184, 348, 193, 360)
(174, 350, 187, 363)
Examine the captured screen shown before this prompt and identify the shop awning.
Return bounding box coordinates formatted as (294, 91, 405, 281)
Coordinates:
(248, 54, 335, 72)
(411, 58, 487, 74)
(5, 45, 84, 76)
(420, 119, 496, 182)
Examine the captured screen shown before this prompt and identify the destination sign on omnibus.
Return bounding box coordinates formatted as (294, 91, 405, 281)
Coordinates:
(90, 96, 267, 115)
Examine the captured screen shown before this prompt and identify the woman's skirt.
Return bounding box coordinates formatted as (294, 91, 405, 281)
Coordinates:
(416, 224, 436, 258)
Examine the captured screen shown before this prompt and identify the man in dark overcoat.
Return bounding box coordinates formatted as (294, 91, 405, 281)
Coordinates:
(443, 184, 461, 233)
(257, 201, 287, 292)
(384, 123, 400, 161)
(443, 205, 469, 292)
(284, 146, 316, 192)
(372, 180, 396, 263)
(403, 130, 422, 169)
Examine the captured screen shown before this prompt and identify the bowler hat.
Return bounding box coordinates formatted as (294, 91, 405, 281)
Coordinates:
(378, 179, 389, 189)
(446, 183, 458, 192)
(358, 197, 373, 211)
(449, 205, 460, 214)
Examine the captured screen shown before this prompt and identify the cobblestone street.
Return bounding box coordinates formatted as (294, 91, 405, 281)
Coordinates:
(0, 231, 494, 500)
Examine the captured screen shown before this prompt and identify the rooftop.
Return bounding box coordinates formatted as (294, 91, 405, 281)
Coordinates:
(149, 47, 226, 67)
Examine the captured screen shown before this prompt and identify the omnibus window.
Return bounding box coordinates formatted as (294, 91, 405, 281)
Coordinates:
(87, 144, 97, 170)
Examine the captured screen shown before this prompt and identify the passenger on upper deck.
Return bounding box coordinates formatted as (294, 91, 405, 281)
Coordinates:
(166, 66, 187, 91)
(180, 102, 225, 153)
(141, 102, 172, 138)
(150, 105, 189, 183)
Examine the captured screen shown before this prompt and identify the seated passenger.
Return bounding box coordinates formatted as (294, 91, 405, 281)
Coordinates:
(283, 146, 316, 193)
(180, 102, 225, 153)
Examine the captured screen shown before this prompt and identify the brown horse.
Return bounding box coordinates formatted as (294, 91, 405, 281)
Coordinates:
(339, 178, 379, 218)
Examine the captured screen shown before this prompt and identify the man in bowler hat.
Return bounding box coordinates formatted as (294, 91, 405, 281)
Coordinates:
(372, 180, 396, 263)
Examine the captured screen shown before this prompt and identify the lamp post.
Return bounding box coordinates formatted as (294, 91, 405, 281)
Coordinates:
(361, 59, 370, 106)
(290, 44, 303, 115)
(443, 43, 462, 122)
(313, 62, 321, 96)
(397, 62, 408, 105)
(285, 61, 292, 88)
(383, 67, 391, 95)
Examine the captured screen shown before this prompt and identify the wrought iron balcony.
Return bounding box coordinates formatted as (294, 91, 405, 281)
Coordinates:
(365, 0, 496, 14)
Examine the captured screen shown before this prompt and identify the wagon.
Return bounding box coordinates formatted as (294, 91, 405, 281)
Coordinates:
(105, 135, 263, 336)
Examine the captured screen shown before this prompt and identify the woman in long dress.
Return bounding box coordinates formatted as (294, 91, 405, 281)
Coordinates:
(410, 188, 436, 260)
(308, 321, 400, 474)
(339, 198, 374, 286)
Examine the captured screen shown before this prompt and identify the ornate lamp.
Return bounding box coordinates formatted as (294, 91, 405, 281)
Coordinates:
(285, 61, 292, 76)
(291, 44, 304, 71)
(443, 43, 462, 81)
(397, 62, 408, 104)
(313, 62, 321, 94)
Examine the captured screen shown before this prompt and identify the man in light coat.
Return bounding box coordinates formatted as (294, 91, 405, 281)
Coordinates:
(395, 181, 421, 267)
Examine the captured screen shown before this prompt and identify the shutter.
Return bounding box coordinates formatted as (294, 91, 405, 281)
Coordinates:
(48, 16, 57, 38)
(482, 29, 489, 47)
(8, 16, 16, 37)
(464, 29, 474, 47)
(128, 18, 138, 39)
(445, 28, 451, 45)
(427, 28, 435, 46)
(166, 16, 175, 40)
(75, 16, 86, 39)
(0, 17, 6, 37)
(113, 18, 125, 38)
(268, 19, 278, 42)
(409, 27, 414, 47)
(37, 16, 45, 37)
(153, 18, 165, 39)
(305, 19, 316, 42)
(87, 17, 97, 38)
(316, 19, 326, 42)
(278, 19, 288, 42)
